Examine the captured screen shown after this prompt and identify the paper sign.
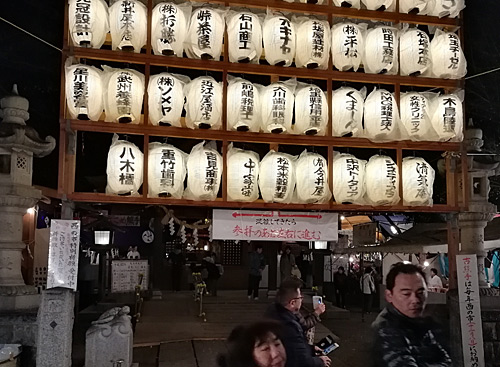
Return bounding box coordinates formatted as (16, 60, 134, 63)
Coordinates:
(456, 254, 484, 367)
(212, 209, 338, 241)
(111, 260, 149, 293)
(47, 220, 80, 290)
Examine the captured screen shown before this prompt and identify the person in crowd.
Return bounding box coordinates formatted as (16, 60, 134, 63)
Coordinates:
(296, 299, 326, 345)
(334, 266, 348, 309)
(169, 245, 185, 292)
(202, 253, 220, 296)
(360, 266, 376, 314)
(265, 278, 331, 367)
(372, 262, 452, 367)
(280, 246, 296, 281)
(429, 268, 443, 291)
(248, 245, 266, 300)
(217, 321, 287, 367)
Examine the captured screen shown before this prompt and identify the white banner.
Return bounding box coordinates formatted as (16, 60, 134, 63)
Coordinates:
(47, 220, 81, 291)
(456, 254, 484, 367)
(212, 210, 338, 241)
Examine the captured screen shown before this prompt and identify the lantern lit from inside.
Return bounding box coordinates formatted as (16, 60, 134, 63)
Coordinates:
(263, 14, 296, 67)
(65, 64, 104, 121)
(430, 30, 466, 79)
(258, 151, 296, 203)
(227, 78, 261, 132)
(399, 28, 430, 76)
(363, 88, 401, 142)
(331, 86, 365, 137)
(260, 82, 295, 134)
(109, 0, 148, 53)
(68, 0, 109, 49)
(364, 26, 398, 74)
(94, 230, 113, 246)
(294, 85, 328, 136)
(184, 76, 223, 130)
(400, 92, 434, 141)
(106, 134, 144, 195)
(402, 157, 435, 206)
(430, 93, 464, 142)
(103, 67, 145, 124)
(331, 153, 366, 205)
(226, 11, 263, 64)
(331, 22, 365, 72)
(184, 141, 222, 201)
(295, 18, 330, 70)
(151, 2, 190, 56)
(185, 7, 225, 60)
(427, 0, 465, 18)
(148, 73, 189, 127)
(361, 0, 394, 11)
(148, 143, 187, 198)
(227, 145, 260, 202)
(295, 151, 331, 204)
(399, 0, 431, 14)
(364, 155, 400, 206)
(332, 0, 361, 9)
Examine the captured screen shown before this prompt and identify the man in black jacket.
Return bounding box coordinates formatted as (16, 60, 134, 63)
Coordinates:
(372, 262, 451, 367)
(265, 279, 331, 367)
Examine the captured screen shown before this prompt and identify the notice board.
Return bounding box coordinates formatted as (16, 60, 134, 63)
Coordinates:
(111, 259, 149, 293)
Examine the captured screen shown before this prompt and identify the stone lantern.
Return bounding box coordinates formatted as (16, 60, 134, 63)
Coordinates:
(0, 85, 55, 311)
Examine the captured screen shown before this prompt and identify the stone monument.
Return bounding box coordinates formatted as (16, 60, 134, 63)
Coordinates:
(0, 85, 55, 365)
(85, 306, 134, 367)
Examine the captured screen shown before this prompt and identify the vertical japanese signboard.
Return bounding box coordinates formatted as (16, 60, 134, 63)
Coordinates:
(212, 209, 338, 241)
(456, 254, 484, 367)
(47, 220, 81, 291)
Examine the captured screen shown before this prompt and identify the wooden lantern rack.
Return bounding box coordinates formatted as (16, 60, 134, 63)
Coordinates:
(56, 0, 467, 213)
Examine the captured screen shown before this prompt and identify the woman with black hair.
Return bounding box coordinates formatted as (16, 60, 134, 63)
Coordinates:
(217, 321, 287, 367)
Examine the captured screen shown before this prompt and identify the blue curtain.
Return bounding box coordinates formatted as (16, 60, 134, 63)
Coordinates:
(493, 250, 500, 288)
(438, 253, 449, 278)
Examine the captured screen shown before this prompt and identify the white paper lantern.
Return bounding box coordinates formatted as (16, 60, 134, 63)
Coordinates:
(109, 0, 147, 53)
(103, 66, 145, 124)
(185, 7, 225, 60)
(402, 157, 435, 206)
(399, 0, 431, 14)
(260, 82, 295, 134)
(331, 22, 365, 72)
(364, 26, 398, 75)
(331, 86, 365, 137)
(294, 85, 328, 136)
(427, 0, 465, 18)
(184, 76, 223, 130)
(364, 155, 400, 206)
(263, 14, 296, 67)
(148, 73, 189, 127)
(331, 153, 366, 204)
(295, 18, 331, 70)
(332, 0, 361, 9)
(227, 78, 261, 132)
(258, 151, 296, 203)
(226, 11, 263, 64)
(68, 0, 109, 49)
(430, 93, 463, 142)
(295, 151, 331, 204)
(400, 28, 431, 76)
(148, 142, 186, 198)
(65, 64, 104, 121)
(400, 92, 435, 141)
(106, 134, 143, 195)
(299, 0, 325, 4)
(184, 141, 222, 201)
(361, 0, 394, 10)
(430, 30, 466, 79)
(151, 2, 190, 56)
(227, 145, 260, 202)
(363, 88, 401, 142)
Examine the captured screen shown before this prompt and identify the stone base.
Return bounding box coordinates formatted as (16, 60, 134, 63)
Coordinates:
(0, 293, 40, 312)
(0, 312, 38, 367)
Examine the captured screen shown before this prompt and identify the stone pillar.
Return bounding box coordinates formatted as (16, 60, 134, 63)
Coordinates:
(458, 203, 496, 288)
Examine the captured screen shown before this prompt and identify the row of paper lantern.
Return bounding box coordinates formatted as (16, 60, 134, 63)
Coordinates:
(106, 135, 435, 206)
(68, 0, 465, 78)
(65, 64, 463, 142)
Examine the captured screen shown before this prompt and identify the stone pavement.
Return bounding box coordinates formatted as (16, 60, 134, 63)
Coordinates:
(132, 290, 375, 367)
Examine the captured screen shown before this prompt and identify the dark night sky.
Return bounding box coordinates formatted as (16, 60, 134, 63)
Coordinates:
(1, 1, 500, 202)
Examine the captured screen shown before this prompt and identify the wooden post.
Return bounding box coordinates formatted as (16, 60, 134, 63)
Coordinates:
(447, 213, 459, 290)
